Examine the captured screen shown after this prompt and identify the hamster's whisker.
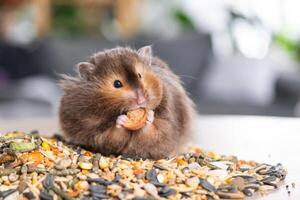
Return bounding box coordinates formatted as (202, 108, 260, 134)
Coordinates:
(178, 75, 197, 80)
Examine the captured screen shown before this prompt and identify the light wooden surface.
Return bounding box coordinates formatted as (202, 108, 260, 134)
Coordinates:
(0, 115, 299, 199)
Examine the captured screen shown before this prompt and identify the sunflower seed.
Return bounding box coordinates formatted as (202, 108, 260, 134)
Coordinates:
(199, 178, 217, 193)
(153, 164, 168, 170)
(233, 175, 256, 183)
(217, 191, 245, 199)
(0, 189, 17, 198)
(232, 177, 245, 190)
(243, 188, 254, 197)
(23, 191, 35, 199)
(40, 191, 53, 200)
(146, 169, 158, 183)
(159, 186, 176, 197)
(43, 174, 54, 190)
(87, 177, 111, 186)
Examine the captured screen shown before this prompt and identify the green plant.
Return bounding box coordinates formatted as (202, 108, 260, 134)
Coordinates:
(274, 33, 300, 61)
(52, 4, 84, 36)
(172, 8, 196, 31)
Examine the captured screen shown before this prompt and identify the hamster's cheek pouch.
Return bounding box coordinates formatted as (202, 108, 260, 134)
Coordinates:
(144, 72, 161, 88)
(143, 73, 162, 106)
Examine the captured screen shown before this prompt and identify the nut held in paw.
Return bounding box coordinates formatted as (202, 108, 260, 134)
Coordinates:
(123, 108, 148, 130)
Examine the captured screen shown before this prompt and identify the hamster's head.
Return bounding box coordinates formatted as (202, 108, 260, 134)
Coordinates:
(74, 46, 163, 116)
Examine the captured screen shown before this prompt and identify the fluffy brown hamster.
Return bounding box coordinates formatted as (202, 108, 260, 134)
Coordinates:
(59, 46, 195, 159)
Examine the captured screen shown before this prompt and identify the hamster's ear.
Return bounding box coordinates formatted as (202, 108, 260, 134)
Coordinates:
(138, 46, 152, 57)
(137, 46, 152, 65)
(91, 52, 105, 66)
(77, 62, 95, 80)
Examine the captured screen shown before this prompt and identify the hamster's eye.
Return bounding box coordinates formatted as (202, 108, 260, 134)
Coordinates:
(138, 73, 142, 79)
(113, 80, 123, 88)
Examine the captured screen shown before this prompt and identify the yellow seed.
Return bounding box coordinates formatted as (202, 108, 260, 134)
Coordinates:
(176, 159, 187, 165)
(225, 177, 233, 184)
(3, 181, 11, 186)
(99, 157, 109, 169)
(100, 163, 109, 169)
(42, 142, 51, 151)
(78, 162, 93, 170)
(32, 179, 38, 185)
(74, 181, 89, 191)
(133, 162, 141, 169)
(208, 151, 221, 160)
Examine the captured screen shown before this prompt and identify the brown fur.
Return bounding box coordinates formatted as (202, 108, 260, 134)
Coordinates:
(59, 46, 195, 159)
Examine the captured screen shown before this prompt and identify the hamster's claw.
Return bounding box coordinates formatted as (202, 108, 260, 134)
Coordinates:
(146, 110, 154, 125)
(116, 114, 128, 128)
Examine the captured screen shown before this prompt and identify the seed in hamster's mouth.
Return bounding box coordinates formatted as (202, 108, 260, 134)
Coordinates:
(126, 105, 146, 113)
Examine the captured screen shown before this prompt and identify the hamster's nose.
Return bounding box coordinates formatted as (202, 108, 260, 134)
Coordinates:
(136, 89, 146, 105)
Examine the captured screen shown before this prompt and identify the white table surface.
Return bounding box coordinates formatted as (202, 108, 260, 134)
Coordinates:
(0, 115, 299, 199)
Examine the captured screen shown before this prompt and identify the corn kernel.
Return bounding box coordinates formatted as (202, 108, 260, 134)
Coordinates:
(42, 142, 50, 151)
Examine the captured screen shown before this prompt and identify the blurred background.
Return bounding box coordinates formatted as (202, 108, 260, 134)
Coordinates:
(0, 0, 300, 119)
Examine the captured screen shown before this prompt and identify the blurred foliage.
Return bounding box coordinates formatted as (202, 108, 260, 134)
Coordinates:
(275, 33, 300, 61)
(50, 2, 197, 38)
(173, 9, 196, 31)
(52, 4, 84, 36)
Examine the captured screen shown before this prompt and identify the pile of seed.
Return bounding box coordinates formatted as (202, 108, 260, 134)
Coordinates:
(0, 131, 287, 200)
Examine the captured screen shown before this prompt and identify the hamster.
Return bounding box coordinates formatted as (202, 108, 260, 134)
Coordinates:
(59, 46, 195, 159)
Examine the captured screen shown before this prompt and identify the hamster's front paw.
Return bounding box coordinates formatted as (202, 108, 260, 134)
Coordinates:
(116, 114, 128, 128)
(146, 110, 154, 125)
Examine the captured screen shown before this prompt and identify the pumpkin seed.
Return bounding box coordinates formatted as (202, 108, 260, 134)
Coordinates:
(9, 142, 36, 153)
